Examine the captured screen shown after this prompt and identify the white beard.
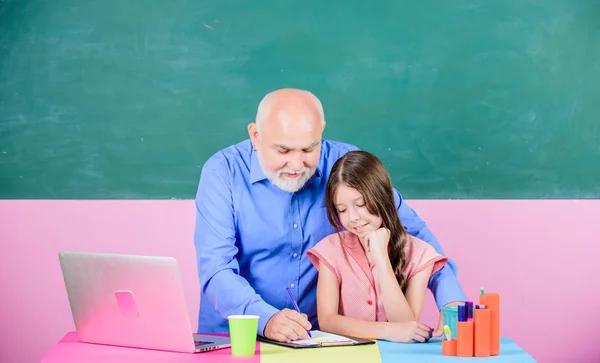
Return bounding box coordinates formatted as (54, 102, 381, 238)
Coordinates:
(270, 167, 315, 192)
(257, 152, 316, 193)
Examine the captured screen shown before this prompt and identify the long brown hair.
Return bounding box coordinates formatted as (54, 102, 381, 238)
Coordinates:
(325, 150, 409, 291)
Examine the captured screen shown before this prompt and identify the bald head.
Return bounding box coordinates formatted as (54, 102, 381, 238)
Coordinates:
(248, 88, 326, 192)
(255, 88, 325, 132)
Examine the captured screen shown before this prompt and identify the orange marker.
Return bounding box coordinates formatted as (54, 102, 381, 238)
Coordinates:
(480, 291, 500, 355)
(457, 321, 474, 357)
(456, 304, 473, 357)
(474, 306, 491, 357)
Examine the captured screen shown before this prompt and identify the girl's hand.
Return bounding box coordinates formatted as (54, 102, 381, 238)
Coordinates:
(383, 321, 433, 343)
(365, 228, 391, 258)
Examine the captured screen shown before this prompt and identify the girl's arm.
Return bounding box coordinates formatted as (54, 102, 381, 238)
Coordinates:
(374, 253, 434, 322)
(373, 253, 414, 322)
(367, 229, 430, 323)
(316, 260, 431, 342)
(403, 265, 435, 319)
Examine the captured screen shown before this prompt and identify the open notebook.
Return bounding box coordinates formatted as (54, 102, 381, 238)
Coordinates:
(259, 330, 375, 348)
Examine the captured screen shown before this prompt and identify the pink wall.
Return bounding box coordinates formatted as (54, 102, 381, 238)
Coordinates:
(1, 200, 598, 363)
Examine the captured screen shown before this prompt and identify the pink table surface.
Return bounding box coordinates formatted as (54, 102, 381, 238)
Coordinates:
(41, 332, 260, 363)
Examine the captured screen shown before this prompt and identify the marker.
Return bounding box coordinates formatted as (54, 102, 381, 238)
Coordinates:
(466, 301, 473, 321)
(444, 325, 453, 341)
(481, 287, 485, 295)
(286, 287, 312, 338)
(458, 304, 466, 322)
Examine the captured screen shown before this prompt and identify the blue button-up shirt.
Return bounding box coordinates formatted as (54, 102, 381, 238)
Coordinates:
(194, 139, 466, 335)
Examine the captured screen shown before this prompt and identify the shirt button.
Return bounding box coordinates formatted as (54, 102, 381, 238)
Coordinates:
(367, 300, 373, 305)
(290, 283, 295, 288)
(293, 223, 298, 229)
(292, 253, 298, 258)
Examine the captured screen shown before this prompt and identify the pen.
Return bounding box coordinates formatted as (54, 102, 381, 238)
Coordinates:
(286, 287, 312, 338)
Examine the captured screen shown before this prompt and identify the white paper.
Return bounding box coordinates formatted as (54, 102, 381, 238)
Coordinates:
(292, 330, 357, 346)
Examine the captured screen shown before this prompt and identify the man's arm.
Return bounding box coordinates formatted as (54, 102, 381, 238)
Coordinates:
(194, 158, 278, 335)
(393, 189, 466, 309)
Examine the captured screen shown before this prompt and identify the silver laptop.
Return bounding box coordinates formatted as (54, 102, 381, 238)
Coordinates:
(58, 251, 231, 353)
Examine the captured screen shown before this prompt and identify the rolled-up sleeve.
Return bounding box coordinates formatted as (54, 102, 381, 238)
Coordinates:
(194, 158, 278, 335)
(393, 190, 466, 309)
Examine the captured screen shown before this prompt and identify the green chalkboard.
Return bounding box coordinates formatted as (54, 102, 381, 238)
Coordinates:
(1, 0, 599, 199)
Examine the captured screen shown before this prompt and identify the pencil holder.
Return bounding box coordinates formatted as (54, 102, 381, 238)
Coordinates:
(441, 305, 458, 338)
(480, 293, 500, 355)
(474, 307, 491, 357)
(457, 321, 474, 357)
(442, 339, 457, 356)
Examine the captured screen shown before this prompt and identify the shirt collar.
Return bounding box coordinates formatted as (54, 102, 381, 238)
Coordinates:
(249, 143, 324, 185)
(341, 232, 377, 284)
(250, 150, 268, 184)
(343, 231, 363, 250)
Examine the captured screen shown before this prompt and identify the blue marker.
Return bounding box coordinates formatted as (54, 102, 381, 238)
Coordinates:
(466, 301, 473, 321)
(458, 305, 466, 322)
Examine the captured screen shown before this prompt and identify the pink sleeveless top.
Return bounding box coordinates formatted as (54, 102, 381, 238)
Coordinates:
(306, 231, 447, 322)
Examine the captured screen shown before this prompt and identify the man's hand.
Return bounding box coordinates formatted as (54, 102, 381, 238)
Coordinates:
(264, 308, 312, 342)
(432, 301, 464, 337)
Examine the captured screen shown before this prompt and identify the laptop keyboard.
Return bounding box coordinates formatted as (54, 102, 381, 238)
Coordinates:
(195, 340, 213, 347)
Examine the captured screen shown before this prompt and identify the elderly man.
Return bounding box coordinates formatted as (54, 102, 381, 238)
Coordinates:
(194, 88, 466, 343)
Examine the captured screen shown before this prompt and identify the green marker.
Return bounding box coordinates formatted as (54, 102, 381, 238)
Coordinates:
(481, 287, 485, 295)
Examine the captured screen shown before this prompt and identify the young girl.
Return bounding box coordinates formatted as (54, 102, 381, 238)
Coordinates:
(306, 150, 448, 343)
